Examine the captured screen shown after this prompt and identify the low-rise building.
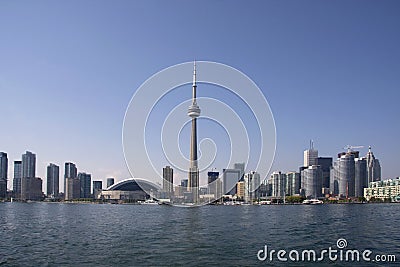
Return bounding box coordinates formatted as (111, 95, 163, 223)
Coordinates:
(364, 178, 400, 201)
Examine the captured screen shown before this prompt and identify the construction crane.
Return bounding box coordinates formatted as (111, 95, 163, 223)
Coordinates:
(344, 145, 364, 153)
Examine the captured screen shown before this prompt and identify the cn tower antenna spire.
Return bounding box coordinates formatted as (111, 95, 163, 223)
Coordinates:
(193, 60, 196, 87)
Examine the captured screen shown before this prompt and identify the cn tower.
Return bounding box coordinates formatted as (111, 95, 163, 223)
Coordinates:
(187, 61, 200, 203)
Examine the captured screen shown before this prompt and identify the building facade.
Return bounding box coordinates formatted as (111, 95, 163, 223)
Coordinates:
(286, 171, 300, 196)
(301, 165, 323, 199)
(0, 152, 8, 198)
(207, 171, 221, 199)
(234, 162, 245, 181)
(65, 178, 80, 200)
(223, 169, 241, 195)
(355, 158, 367, 197)
(244, 171, 260, 202)
(78, 172, 91, 198)
(236, 181, 245, 199)
(64, 162, 79, 197)
(46, 163, 59, 198)
(162, 166, 174, 198)
(106, 177, 115, 188)
(304, 145, 318, 167)
(270, 171, 286, 198)
(364, 178, 400, 201)
(331, 152, 355, 198)
(316, 157, 332, 189)
(366, 146, 381, 183)
(21, 177, 43, 201)
(21, 151, 42, 201)
(13, 160, 22, 199)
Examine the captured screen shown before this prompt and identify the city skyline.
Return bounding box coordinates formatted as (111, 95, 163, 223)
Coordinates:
(0, 143, 390, 196)
(1, 1, 400, 189)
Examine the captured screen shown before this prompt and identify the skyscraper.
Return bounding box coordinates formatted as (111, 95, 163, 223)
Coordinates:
(64, 162, 79, 200)
(270, 171, 286, 198)
(222, 169, 241, 195)
(78, 172, 91, 199)
(331, 152, 356, 198)
(244, 171, 260, 203)
(64, 162, 77, 179)
(301, 165, 323, 198)
(0, 152, 8, 198)
(47, 163, 59, 198)
(207, 170, 221, 200)
(22, 151, 36, 178)
(316, 157, 332, 189)
(355, 157, 367, 197)
(21, 151, 42, 201)
(65, 178, 80, 200)
(163, 166, 174, 198)
(187, 61, 201, 203)
(366, 146, 381, 184)
(13, 161, 22, 199)
(234, 162, 245, 181)
(286, 171, 300, 196)
(304, 141, 318, 167)
(107, 177, 115, 188)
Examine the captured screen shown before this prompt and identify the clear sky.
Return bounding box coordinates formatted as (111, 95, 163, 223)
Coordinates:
(1, 0, 399, 192)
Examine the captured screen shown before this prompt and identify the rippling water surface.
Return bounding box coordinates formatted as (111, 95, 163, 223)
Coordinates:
(0, 203, 399, 266)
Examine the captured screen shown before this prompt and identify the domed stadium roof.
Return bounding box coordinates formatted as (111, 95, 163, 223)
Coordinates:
(106, 178, 161, 192)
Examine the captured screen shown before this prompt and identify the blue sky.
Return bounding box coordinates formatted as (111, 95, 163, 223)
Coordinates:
(1, 0, 399, 191)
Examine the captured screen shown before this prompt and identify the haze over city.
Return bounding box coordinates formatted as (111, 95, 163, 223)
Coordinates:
(1, 1, 400, 193)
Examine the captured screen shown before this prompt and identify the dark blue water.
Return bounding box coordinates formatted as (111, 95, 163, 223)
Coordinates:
(0, 203, 399, 266)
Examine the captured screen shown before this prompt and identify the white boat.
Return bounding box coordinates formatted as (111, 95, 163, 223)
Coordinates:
(141, 199, 159, 205)
(303, 199, 323, 205)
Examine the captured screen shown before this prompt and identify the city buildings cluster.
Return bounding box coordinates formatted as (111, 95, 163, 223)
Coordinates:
(0, 150, 112, 201)
(159, 142, 395, 203)
(264, 144, 382, 200)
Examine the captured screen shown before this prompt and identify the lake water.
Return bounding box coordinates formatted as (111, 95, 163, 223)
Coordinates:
(0, 203, 399, 266)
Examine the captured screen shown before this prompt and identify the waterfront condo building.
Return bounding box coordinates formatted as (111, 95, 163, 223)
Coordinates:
(64, 162, 79, 200)
(78, 172, 91, 199)
(47, 163, 59, 198)
(13, 160, 22, 199)
(269, 171, 286, 198)
(244, 171, 260, 202)
(21, 151, 43, 201)
(364, 178, 400, 201)
(0, 152, 8, 199)
(162, 166, 174, 198)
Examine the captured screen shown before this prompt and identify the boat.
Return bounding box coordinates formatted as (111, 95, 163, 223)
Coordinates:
(303, 199, 323, 205)
(140, 199, 159, 205)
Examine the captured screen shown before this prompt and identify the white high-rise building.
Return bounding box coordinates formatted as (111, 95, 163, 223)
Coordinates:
(270, 171, 286, 198)
(244, 171, 260, 202)
(304, 140, 318, 167)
